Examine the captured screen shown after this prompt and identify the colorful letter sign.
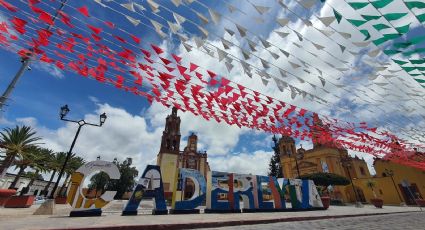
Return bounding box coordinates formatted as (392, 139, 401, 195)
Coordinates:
(122, 165, 167, 215)
(68, 161, 324, 217)
(66, 160, 120, 217)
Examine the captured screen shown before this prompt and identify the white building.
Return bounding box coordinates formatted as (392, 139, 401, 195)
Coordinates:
(0, 173, 56, 196)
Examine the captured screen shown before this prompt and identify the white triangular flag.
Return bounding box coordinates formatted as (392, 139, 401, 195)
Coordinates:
(121, 3, 135, 12)
(261, 78, 269, 86)
(196, 12, 209, 24)
(275, 31, 290, 38)
(280, 49, 289, 57)
(290, 86, 297, 99)
(247, 39, 257, 51)
(368, 49, 380, 57)
(294, 31, 303, 41)
(318, 16, 335, 27)
(147, 0, 160, 13)
(276, 18, 289, 27)
(318, 29, 334, 36)
(221, 38, 231, 49)
(93, 0, 107, 7)
(224, 28, 235, 36)
(274, 78, 286, 92)
(242, 49, 250, 60)
(259, 38, 270, 48)
(177, 33, 188, 42)
(339, 44, 346, 53)
(209, 9, 221, 24)
(167, 21, 181, 34)
(318, 76, 325, 86)
(352, 41, 371, 47)
(194, 36, 204, 48)
(296, 76, 305, 83)
(312, 42, 324, 50)
(253, 4, 271, 15)
(235, 24, 247, 37)
(173, 12, 186, 25)
(134, 3, 146, 11)
(227, 4, 237, 13)
(150, 19, 163, 31)
(269, 50, 279, 59)
(126, 15, 140, 26)
(197, 26, 209, 38)
(183, 42, 192, 52)
(216, 48, 227, 62)
(338, 31, 351, 39)
(279, 69, 287, 78)
(225, 61, 234, 72)
(171, 0, 181, 7)
(289, 61, 301, 69)
(260, 59, 270, 68)
(299, 0, 316, 8)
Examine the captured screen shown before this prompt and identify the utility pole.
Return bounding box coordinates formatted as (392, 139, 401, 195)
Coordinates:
(0, 0, 68, 111)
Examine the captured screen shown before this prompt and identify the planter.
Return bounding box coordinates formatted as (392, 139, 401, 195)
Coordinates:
(55, 197, 68, 204)
(370, 198, 383, 208)
(321, 196, 330, 210)
(0, 189, 17, 206)
(4, 195, 35, 208)
(415, 199, 425, 207)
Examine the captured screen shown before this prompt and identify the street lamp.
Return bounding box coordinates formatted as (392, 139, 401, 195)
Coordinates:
(48, 105, 107, 199)
(294, 147, 305, 178)
(340, 156, 363, 208)
(384, 169, 405, 206)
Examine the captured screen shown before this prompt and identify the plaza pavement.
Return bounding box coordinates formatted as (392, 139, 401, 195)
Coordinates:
(0, 200, 422, 230)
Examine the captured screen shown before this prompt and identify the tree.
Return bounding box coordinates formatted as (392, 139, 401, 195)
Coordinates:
(88, 157, 138, 199)
(299, 172, 350, 187)
(8, 145, 44, 189)
(268, 135, 283, 178)
(41, 151, 66, 196)
(0, 125, 42, 179)
(23, 148, 51, 195)
(57, 155, 85, 197)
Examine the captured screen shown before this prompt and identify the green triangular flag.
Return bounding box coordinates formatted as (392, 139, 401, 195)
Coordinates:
(383, 33, 401, 40)
(384, 49, 401, 55)
(347, 19, 368, 27)
(416, 13, 425, 23)
(415, 79, 425, 83)
(392, 59, 408, 65)
(348, 2, 369, 10)
(371, 0, 394, 9)
(402, 66, 417, 72)
(373, 23, 391, 31)
(410, 59, 425, 64)
(393, 42, 412, 49)
(373, 36, 390, 45)
(333, 9, 342, 23)
(395, 24, 410, 34)
(360, 29, 371, 40)
(383, 13, 407, 21)
(361, 15, 381, 20)
(410, 35, 425, 44)
(404, 1, 425, 10)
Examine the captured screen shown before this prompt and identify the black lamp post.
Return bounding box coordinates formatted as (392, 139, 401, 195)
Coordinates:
(341, 156, 363, 208)
(384, 168, 405, 206)
(48, 105, 106, 199)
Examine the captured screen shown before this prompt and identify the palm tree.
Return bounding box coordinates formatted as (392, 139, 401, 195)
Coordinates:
(41, 152, 66, 196)
(8, 145, 42, 189)
(0, 125, 42, 179)
(57, 155, 85, 197)
(22, 148, 51, 195)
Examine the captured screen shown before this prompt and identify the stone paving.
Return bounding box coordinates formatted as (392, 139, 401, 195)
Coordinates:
(0, 201, 422, 230)
(200, 212, 425, 230)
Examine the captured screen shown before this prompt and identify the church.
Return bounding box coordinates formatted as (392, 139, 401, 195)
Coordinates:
(156, 107, 210, 199)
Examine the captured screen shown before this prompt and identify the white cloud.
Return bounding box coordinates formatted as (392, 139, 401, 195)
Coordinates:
(208, 150, 273, 175)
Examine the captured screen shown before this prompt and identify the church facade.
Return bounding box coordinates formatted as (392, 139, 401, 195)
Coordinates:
(156, 107, 210, 199)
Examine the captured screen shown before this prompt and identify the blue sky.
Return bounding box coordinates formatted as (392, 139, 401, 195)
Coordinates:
(1, 0, 425, 178)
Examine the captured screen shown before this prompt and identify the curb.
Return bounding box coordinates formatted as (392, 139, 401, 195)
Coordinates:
(52, 211, 421, 230)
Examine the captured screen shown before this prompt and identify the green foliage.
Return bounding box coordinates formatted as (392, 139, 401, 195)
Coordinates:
(365, 179, 376, 189)
(299, 172, 350, 187)
(268, 135, 283, 178)
(88, 157, 139, 199)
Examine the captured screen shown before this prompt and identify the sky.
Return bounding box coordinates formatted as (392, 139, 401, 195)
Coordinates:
(1, 0, 425, 182)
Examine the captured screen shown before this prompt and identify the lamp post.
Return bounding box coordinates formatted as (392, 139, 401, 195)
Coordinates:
(48, 105, 106, 199)
(341, 156, 363, 208)
(384, 169, 405, 206)
(294, 147, 304, 178)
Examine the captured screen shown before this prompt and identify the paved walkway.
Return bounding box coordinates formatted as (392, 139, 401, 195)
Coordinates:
(200, 212, 425, 230)
(0, 201, 422, 230)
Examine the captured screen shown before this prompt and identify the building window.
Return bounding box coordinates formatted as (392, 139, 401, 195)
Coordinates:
(359, 167, 366, 175)
(379, 189, 383, 195)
